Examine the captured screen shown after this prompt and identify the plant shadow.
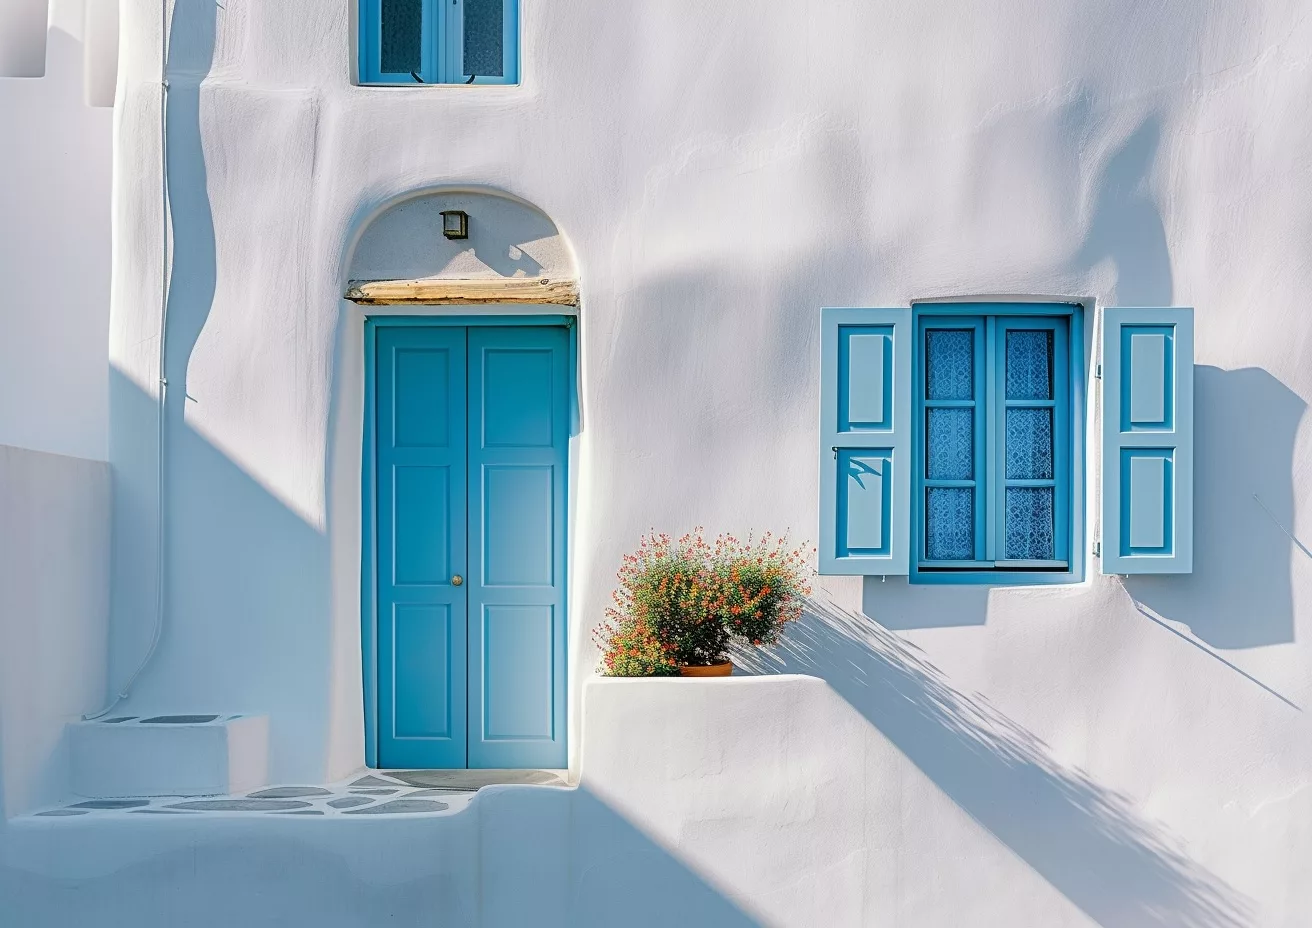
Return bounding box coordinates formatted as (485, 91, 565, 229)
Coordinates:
(733, 598, 1254, 928)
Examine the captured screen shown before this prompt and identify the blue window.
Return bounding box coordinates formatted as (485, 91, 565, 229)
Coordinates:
(913, 307, 1078, 580)
(359, 0, 518, 85)
(820, 302, 1193, 582)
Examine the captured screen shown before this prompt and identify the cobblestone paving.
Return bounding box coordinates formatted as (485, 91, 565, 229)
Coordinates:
(26, 772, 483, 819)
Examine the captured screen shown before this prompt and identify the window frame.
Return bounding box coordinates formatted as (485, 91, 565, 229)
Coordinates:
(358, 0, 520, 86)
(910, 302, 1086, 585)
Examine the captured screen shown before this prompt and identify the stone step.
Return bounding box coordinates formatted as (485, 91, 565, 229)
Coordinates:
(67, 713, 268, 798)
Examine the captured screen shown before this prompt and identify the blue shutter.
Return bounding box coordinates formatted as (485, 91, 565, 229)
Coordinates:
(1100, 307, 1194, 574)
(819, 308, 912, 575)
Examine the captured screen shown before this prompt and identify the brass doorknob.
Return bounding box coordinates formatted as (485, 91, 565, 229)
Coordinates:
(451, 575, 464, 586)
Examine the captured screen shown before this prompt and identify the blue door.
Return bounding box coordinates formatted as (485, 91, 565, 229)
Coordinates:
(374, 326, 469, 769)
(371, 323, 569, 769)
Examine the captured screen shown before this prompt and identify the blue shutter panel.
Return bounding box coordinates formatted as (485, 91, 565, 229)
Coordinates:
(1100, 307, 1194, 574)
(819, 308, 912, 575)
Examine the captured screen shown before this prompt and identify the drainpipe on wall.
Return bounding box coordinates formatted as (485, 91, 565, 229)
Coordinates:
(85, 0, 172, 720)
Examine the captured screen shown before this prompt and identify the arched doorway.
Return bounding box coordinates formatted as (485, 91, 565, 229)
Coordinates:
(349, 190, 578, 770)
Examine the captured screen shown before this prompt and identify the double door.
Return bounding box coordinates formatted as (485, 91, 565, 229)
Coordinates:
(369, 323, 569, 769)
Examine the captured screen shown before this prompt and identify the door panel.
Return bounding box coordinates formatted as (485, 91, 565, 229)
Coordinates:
(392, 603, 454, 738)
(466, 326, 569, 768)
(482, 465, 555, 585)
(392, 465, 452, 583)
(481, 604, 556, 741)
(482, 348, 557, 447)
(376, 327, 468, 768)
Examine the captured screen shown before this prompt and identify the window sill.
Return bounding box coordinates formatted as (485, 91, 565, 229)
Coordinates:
(907, 568, 1084, 586)
(354, 79, 520, 88)
(917, 559, 1068, 571)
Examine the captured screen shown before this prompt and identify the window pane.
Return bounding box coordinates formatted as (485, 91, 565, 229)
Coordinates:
(464, 0, 504, 76)
(926, 408, 973, 480)
(1005, 407, 1054, 479)
(926, 487, 973, 560)
(926, 329, 973, 400)
(1005, 487, 1055, 559)
(381, 0, 423, 74)
(1006, 330, 1053, 399)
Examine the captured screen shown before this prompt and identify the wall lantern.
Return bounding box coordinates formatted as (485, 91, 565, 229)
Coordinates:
(440, 209, 469, 240)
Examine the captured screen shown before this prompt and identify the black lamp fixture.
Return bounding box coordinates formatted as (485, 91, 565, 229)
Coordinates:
(440, 209, 469, 240)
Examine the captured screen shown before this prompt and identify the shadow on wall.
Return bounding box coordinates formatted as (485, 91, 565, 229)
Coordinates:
(554, 788, 761, 927)
(0, 786, 760, 928)
(1073, 116, 1173, 305)
(859, 579, 990, 630)
(110, 0, 222, 695)
(1127, 365, 1305, 648)
(108, 367, 333, 775)
(348, 193, 571, 281)
(734, 599, 1253, 928)
(864, 365, 1306, 646)
(111, 0, 216, 682)
(161, 0, 218, 399)
(109, 1, 336, 777)
(1071, 115, 1305, 648)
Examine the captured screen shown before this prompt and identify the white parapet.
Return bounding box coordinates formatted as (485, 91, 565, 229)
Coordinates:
(67, 714, 269, 798)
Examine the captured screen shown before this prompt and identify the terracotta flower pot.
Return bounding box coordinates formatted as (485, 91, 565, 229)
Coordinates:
(679, 661, 733, 677)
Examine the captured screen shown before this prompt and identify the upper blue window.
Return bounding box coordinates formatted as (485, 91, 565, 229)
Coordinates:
(914, 310, 1073, 578)
(359, 0, 519, 85)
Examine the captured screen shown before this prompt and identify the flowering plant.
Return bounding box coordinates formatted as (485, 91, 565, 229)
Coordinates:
(591, 615, 679, 677)
(594, 529, 813, 675)
(596, 531, 728, 672)
(711, 531, 813, 649)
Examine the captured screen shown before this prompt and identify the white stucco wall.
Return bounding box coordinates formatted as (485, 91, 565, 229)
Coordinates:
(0, 675, 1297, 925)
(0, 445, 111, 819)
(70, 0, 1312, 923)
(0, 0, 113, 460)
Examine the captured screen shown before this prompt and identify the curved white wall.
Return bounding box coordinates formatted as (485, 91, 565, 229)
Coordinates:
(95, 0, 1311, 922)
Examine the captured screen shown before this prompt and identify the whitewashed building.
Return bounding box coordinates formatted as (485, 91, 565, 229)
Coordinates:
(1, 0, 1310, 925)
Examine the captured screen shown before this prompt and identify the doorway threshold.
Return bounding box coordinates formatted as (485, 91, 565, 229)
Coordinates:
(376, 769, 570, 790)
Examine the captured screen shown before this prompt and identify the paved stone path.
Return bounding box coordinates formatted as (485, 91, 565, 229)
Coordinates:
(25, 771, 494, 819)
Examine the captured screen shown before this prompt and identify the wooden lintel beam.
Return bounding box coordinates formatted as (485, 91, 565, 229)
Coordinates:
(345, 277, 579, 306)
